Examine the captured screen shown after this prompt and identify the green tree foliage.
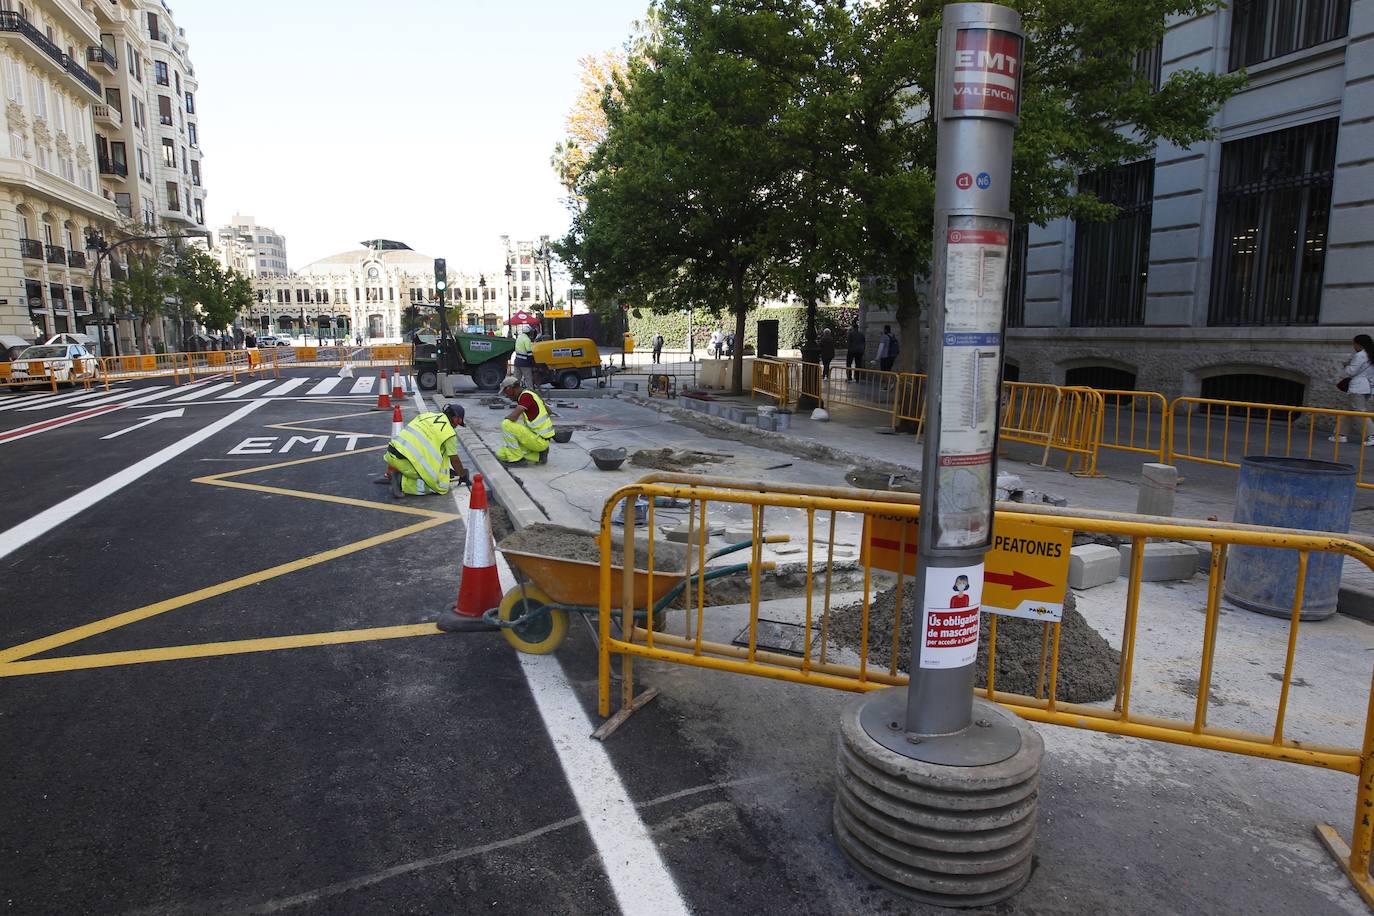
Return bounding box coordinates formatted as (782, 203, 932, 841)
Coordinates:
(170, 248, 252, 337)
(558, 0, 1244, 384)
(112, 252, 171, 354)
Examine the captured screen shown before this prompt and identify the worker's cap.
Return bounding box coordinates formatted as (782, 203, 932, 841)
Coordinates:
(501, 375, 521, 389)
(442, 403, 465, 424)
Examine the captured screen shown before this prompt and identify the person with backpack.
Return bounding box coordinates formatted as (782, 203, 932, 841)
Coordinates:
(878, 325, 899, 373)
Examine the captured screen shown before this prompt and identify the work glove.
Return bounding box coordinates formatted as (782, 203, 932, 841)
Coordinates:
(457, 471, 471, 487)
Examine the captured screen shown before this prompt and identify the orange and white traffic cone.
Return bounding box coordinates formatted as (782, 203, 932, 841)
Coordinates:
(391, 372, 404, 403)
(437, 474, 503, 632)
(391, 404, 403, 439)
(376, 369, 392, 411)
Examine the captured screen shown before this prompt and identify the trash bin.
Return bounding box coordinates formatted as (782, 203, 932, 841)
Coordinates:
(1223, 456, 1356, 621)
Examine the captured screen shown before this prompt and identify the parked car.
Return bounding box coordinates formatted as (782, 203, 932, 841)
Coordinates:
(254, 335, 293, 348)
(8, 343, 98, 389)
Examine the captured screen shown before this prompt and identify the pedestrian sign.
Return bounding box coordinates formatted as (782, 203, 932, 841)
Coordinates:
(861, 514, 1071, 621)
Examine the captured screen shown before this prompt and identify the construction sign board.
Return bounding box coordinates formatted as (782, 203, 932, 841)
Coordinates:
(862, 514, 1071, 621)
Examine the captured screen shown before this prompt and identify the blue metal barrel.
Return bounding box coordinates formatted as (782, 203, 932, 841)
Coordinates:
(1224, 456, 1355, 621)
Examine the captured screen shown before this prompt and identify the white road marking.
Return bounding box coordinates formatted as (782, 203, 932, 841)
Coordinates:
(0, 392, 68, 412)
(349, 376, 376, 394)
(263, 377, 307, 397)
(0, 400, 267, 562)
(18, 388, 120, 411)
(0, 403, 125, 444)
(100, 407, 185, 440)
(170, 381, 236, 402)
(457, 491, 690, 916)
(70, 387, 168, 408)
(306, 377, 343, 396)
(120, 382, 212, 407)
(219, 379, 274, 399)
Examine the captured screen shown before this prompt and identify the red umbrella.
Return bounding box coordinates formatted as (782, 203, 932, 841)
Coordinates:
(506, 311, 541, 327)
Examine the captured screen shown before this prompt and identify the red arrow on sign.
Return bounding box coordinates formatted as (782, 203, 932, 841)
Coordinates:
(985, 570, 1053, 592)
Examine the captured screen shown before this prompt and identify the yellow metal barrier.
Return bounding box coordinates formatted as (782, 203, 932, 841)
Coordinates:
(750, 358, 792, 406)
(595, 474, 1374, 907)
(816, 363, 902, 418)
(98, 352, 188, 388)
(999, 382, 1102, 475)
(1169, 397, 1374, 490)
(1095, 388, 1170, 463)
(0, 362, 61, 392)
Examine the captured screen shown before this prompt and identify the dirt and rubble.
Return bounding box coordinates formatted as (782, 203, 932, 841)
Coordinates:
(497, 523, 689, 572)
(824, 586, 1120, 703)
(630, 447, 731, 472)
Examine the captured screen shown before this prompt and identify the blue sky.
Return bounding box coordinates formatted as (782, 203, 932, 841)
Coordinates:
(186, 0, 648, 271)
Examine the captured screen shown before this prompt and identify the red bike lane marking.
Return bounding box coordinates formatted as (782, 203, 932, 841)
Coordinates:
(0, 404, 125, 443)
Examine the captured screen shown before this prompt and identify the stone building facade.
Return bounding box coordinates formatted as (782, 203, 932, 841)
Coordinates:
(0, 0, 209, 351)
(1006, 0, 1374, 408)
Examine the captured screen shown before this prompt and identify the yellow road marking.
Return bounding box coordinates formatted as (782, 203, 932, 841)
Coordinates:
(0, 516, 452, 664)
(0, 421, 462, 671)
(0, 623, 443, 678)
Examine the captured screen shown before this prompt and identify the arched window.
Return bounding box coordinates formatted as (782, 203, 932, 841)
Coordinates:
(1200, 373, 1305, 407)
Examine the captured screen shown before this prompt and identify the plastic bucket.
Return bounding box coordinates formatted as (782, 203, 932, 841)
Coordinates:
(1223, 456, 1355, 621)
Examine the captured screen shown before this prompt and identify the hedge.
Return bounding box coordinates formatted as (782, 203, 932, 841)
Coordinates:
(627, 305, 859, 350)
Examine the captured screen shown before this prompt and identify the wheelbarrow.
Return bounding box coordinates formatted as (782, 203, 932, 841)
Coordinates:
(484, 535, 788, 654)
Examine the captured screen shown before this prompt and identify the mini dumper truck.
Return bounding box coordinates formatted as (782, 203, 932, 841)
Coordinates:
(412, 305, 515, 393)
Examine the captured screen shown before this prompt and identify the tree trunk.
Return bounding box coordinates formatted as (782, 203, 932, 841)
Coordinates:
(894, 271, 923, 375)
(730, 264, 748, 395)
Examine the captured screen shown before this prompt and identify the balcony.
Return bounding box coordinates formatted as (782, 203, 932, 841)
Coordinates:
(19, 238, 42, 259)
(45, 244, 66, 266)
(149, 27, 170, 44)
(86, 46, 115, 72)
(93, 102, 121, 128)
(0, 12, 102, 99)
(98, 155, 127, 177)
(67, 250, 87, 269)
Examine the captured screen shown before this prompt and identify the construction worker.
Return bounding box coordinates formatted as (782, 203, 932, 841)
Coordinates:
(513, 324, 535, 389)
(497, 375, 555, 465)
(384, 403, 471, 498)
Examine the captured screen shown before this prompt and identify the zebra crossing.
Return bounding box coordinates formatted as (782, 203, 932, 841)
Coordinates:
(0, 372, 419, 414)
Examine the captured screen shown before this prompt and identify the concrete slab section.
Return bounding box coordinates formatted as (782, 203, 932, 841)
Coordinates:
(1069, 543, 1120, 589)
(1119, 540, 1199, 582)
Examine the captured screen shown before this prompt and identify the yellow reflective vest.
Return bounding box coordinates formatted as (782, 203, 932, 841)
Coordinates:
(520, 389, 555, 439)
(391, 412, 456, 493)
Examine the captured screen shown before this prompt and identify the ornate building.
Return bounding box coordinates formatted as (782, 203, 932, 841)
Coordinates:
(246, 239, 508, 341)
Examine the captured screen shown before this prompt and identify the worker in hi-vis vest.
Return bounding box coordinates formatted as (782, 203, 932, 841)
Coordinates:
(384, 403, 471, 498)
(497, 375, 555, 465)
(513, 325, 536, 389)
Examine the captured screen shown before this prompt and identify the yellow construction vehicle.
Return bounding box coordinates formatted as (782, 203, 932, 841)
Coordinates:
(532, 337, 603, 389)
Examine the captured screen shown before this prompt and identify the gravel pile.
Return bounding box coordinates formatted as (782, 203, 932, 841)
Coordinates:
(825, 586, 1119, 703)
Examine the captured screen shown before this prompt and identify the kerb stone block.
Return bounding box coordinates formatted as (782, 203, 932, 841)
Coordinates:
(1069, 544, 1120, 590)
(1136, 463, 1179, 517)
(1119, 541, 1197, 582)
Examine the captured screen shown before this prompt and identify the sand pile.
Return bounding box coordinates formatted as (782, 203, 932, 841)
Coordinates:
(825, 587, 1119, 703)
(630, 447, 729, 472)
(498, 523, 688, 572)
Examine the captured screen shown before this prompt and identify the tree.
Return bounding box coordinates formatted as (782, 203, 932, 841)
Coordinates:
(560, 0, 804, 394)
(113, 252, 171, 354)
(559, 0, 1244, 383)
(170, 248, 252, 341)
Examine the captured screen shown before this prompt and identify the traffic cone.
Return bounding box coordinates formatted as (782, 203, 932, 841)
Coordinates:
(391, 404, 403, 439)
(376, 369, 391, 410)
(391, 372, 404, 403)
(454, 475, 502, 618)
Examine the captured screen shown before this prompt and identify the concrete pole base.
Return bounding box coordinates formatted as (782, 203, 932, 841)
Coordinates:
(833, 689, 1043, 907)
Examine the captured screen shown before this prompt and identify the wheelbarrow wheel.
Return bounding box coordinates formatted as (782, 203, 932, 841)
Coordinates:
(498, 584, 568, 655)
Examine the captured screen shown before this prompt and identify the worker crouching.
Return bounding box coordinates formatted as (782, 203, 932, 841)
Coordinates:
(497, 375, 555, 465)
(385, 403, 471, 498)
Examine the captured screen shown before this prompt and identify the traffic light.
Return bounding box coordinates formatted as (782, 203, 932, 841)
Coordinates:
(434, 258, 447, 292)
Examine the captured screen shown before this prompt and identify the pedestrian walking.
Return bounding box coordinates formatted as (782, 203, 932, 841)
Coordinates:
(818, 327, 836, 379)
(878, 324, 899, 373)
(845, 322, 865, 378)
(725, 331, 735, 357)
(710, 325, 724, 359)
(1335, 333, 1374, 445)
(355, 333, 362, 347)
(652, 332, 664, 364)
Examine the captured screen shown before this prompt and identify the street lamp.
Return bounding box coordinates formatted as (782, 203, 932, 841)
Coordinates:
(504, 261, 514, 334)
(86, 228, 210, 356)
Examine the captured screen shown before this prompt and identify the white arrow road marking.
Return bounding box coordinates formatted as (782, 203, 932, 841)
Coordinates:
(100, 407, 187, 440)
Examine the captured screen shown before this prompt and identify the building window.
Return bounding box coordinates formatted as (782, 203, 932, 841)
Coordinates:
(1135, 40, 1162, 92)
(161, 137, 175, 167)
(194, 199, 203, 224)
(185, 91, 194, 113)
(181, 145, 187, 173)
(1201, 372, 1305, 407)
(137, 147, 150, 181)
(188, 123, 197, 147)
(173, 69, 180, 95)
(1005, 223, 1029, 328)
(190, 159, 200, 185)
(115, 191, 131, 218)
(1229, 0, 1350, 70)
(154, 60, 168, 85)
(1208, 119, 1336, 326)
(165, 181, 179, 210)
(158, 94, 172, 125)
(1071, 159, 1154, 327)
